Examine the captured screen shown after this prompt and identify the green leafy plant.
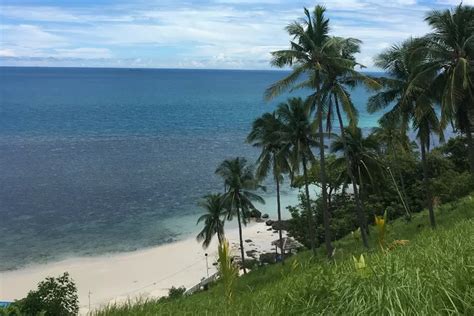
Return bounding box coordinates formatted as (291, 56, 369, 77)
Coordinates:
(12, 272, 78, 316)
(217, 239, 238, 303)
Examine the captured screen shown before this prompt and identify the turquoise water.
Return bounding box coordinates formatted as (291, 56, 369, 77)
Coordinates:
(0, 67, 381, 270)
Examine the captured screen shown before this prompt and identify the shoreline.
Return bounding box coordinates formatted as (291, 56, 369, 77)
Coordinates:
(0, 220, 286, 315)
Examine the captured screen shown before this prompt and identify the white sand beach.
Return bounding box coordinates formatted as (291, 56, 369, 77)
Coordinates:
(0, 221, 286, 315)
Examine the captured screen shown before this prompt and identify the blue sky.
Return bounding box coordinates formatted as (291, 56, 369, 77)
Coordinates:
(0, 0, 469, 70)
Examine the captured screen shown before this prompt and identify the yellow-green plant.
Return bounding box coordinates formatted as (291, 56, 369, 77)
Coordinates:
(375, 210, 388, 249)
(352, 254, 371, 278)
(352, 254, 367, 270)
(218, 239, 238, 303)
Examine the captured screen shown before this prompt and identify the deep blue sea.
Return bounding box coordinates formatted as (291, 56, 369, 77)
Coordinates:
(0, 67, 382, 271)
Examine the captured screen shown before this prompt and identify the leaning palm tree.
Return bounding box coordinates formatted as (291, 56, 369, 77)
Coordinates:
(276, 97, 319, 253)
(265, 5, 345, 257)
(413, 5, 474, 172)
(216, 158, 265, 273)
(247, 112, 290, 259)
(196, 193, 226, 249)
(369, 38, 443, 228)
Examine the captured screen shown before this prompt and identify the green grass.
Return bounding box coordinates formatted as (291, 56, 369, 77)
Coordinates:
(96, 195, 474, 315)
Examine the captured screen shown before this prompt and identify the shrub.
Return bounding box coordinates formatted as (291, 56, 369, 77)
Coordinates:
(12, 272, 78, 316)
(167, 286, 186, 299)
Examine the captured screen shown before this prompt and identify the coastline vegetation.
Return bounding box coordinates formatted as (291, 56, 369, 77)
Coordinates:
(195, 3, 474, 261)
(186, 2, 473, 315)
(2, 2, 473, 315)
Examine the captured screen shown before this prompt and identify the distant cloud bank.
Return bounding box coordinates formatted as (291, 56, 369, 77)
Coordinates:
(0, 0, 466, 70)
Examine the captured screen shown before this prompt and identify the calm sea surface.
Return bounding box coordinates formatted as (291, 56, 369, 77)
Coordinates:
(0, 67, 382, 270)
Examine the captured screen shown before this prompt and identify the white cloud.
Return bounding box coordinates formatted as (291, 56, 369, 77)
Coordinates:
(0, 49, 17, 57)
(1, 24, 66, 49)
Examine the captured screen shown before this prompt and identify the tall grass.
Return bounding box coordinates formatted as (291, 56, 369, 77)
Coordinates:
(96, 196, 474, 315)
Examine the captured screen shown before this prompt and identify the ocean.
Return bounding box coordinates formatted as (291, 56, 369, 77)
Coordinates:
(0, 67, 382, 271)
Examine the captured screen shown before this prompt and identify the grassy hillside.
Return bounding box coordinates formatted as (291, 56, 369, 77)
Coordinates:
(97, 196, 474, 315)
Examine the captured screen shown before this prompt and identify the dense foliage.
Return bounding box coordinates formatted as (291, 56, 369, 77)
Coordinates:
(287, 135, 472, 248)
(2, 273, 79, 316)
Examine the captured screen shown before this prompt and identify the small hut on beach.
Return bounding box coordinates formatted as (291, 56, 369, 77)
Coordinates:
(271, 237, 303, 256)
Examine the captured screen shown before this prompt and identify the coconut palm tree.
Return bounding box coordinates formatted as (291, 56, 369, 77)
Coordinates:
(369, 38, 444, 228)
(196, 193, 226, 249)
(265, 5, 347, 257)
(330, 127, 381, 200)
(276, 97, 319, 253)
(216, 158, 265, 273)
(413, 5, 474, 172)
(371, 116, 413, 216)
(414, 93, 445, 228)
(317, 37, 381, 248)
(247, 112, 290, 259)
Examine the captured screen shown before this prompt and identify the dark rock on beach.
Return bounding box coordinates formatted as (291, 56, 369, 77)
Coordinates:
(250, 209, 262, 218)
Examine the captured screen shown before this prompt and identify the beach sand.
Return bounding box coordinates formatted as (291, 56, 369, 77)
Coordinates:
(0, 220, 285, 314)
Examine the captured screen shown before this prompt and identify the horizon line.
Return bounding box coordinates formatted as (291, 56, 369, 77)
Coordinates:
(0, 65, 384, 73)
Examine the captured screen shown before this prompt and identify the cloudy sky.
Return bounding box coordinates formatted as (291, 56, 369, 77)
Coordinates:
(0, 0, 469, 70)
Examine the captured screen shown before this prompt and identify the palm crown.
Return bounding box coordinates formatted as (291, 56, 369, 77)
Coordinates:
(196, 193, 226, 249)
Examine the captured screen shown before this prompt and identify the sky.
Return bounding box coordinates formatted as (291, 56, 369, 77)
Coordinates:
(0, 0, 470, 70)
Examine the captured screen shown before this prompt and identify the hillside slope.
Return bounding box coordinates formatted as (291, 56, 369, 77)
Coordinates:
(97, 195, 474, 315)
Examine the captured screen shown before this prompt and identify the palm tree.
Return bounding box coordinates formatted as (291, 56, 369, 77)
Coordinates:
(196, 193, 226, 249)
(265, 5, 346, 257)
(216, 158, 265, 273)
(414, 94, 444, 228)
(247, 112, 290, 259)
(331, 127, 381, 201)
(318, 37, 381, 248)
(413, 5, 474, 172)
(371, 116, 413, 216)
(276, 97, 319, 253)
(369, 39, 444, 228)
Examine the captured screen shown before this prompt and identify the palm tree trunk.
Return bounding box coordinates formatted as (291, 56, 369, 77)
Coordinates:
(334, 97, 369, 248)
(420, 142, 436, 228)
(302, 155, 316, 255)
(317, 107, 334, 258)
(357, 165, 370, 236)
(276, 175, 284, 262)
(235, 197, 247, 273)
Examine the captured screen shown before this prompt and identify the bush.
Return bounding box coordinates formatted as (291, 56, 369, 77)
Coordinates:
(11, 272, 78, 316)
(167, 286, 186, 299)
(432, 170, 474, 204)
